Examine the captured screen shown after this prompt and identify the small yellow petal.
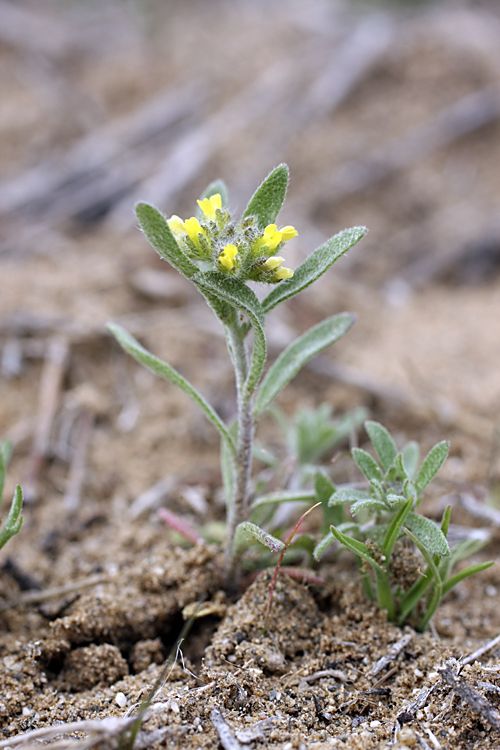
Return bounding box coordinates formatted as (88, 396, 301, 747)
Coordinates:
(184, 217, 203, 248)
(274, 266, 294, 280)
(280, 226, 298, 242)
(197, 193, 221, 220)
(262, 256, 284, 270)
(168, 215, 186, 237)
(219, 243, 238, 271)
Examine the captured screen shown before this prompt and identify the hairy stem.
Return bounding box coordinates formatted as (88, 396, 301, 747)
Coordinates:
(224, 320, 255, 583)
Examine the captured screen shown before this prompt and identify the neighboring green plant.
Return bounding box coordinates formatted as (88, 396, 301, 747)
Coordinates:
(108, 164, 367, 581)
(0, 440, 23, 551)
(313, 421, 494, 630)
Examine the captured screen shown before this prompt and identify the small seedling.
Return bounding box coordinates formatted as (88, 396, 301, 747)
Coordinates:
(0, 440, 23, 551)
(109, 165, 366, 583)
(314, 420, 494, 630)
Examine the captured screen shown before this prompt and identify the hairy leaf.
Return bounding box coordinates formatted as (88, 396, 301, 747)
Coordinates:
(135, 202, 198, 279)
(198, 179, 228, 213)
(251, 490, 316, 509)
(0, 485, 23, 550)
(351, 498, 389, 515)
(352, 447, 383, 482)
(381, 496, 413, 560)
(262, 226, 367, 314)
(405, 512, 450, 557)
(329, 488, 370, 506)
(365, 421, 398, 472)
(415, 441, 449, 494)
(233, 521, 285, 556)
(241, 164, 289, 230)
(401, 441, 420, 479)
(255, 313, 355, 416)
(108, 324, 236, 458)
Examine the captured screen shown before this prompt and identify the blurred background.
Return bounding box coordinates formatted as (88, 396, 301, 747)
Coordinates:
(1, 0, 500, 505)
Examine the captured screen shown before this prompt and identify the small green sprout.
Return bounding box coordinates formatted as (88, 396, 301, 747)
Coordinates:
(0, 440, 23, 551)
(108, 165, 366, 583)
(314, 421, 494, 630)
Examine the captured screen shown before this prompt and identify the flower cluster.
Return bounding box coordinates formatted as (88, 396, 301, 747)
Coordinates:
(168, 194, 296, 283)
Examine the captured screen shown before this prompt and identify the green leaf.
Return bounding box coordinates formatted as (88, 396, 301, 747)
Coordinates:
(351, 498, 389, 515)
(405, 512, 450, 557)
(241, 164, 289, 230)
(0, 485, 23, 550)
(441, 561, 495, 598)
(329, 525, 389, 589)
(251, 490, 316, 509)
(197, 180, 228, 213)
(194, 273, 266, 395)
(233, 521, 285, 556)
(365, 421, 398, 473)
(314, 472, 335, 505)
(402, 441, 420, 479)
(108, 324, 236, 459)
(135, 202, 198, 279)
(415, 441, 449, 494)
(352, 448, 383, 482)
(254, 313, 355, 417)
(314, 531, 335, 561)
(329, 488, 370, 506)
(381, 496, 413, 560)
(261, 226, 367, 314)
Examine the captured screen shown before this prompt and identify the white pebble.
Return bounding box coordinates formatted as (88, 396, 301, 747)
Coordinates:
(115, 692, 127, 708)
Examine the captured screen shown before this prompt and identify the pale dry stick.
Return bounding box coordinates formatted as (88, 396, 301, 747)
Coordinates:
(0, 573, 107, 613)
(24, 336, 69, 502)
(0, 82, 202, 220)
(64, 408, 94, 516)
(370, 632, 414, 678)
(210, 707, 242, 750)
(0, 716, 136, 749)
(438, 661, 500, 731)
(108, 54, 309, 228)
(457, 494, 500, 527)
(128, 475, 179, 519)
(462, 633, 500, 666)
(319, 84, 500, 203)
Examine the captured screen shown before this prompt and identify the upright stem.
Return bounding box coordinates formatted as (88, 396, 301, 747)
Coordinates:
(224, 320, 255, 582)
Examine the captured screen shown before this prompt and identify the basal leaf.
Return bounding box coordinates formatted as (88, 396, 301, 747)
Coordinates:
(329, 488, 370, 506)
(0, 485, 23, 550)
(405, 512, 450, 557)
(261, 226, 367, 314)
(352, 447, 383, 482)
(194, 272, 267, 395)
(351, 498, 389, 515)
(365, 421, 398, 473)
(415, 441, 449, 494)
(108, 324, 236, 459)
(314, 472, 335, 505)
(135, 202, 198, 279)
(314, 531, 335, 561)
(441, 561, 495, 597)
(233, 521, 285, 556)
(241, 164, 289, 230)
(401, 441, 420, 480)
(381, 496, 413, 560)
(254, 313, 355, 417)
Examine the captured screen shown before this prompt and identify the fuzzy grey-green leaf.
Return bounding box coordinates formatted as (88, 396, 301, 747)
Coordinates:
(242, 164, 289, 230)
(365, 421, 398, 472)
(352, 448, 383, 482)
(329, 488, 370, 506)
(255, 313, 355, 417)
(198, 180, 228, 212)
(262, 226, 367, 314)
(233, 521, 285, 556)
(405, 512, 450, 557)
(415, 441, 449, 494)
(135, 202, 198, 279)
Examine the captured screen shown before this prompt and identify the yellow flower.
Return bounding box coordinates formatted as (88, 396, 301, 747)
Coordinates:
(219, 243, 238, 271)
(274, 266, 294, 280)
(197, 193, 222, 221)
(168, 215, 186, 238)
(262, 256, 294, 279)
(255, 223, 297, 251)
(184, 217, 205, 249)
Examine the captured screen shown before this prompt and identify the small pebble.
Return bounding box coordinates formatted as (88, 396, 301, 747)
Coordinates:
(115, 692, 127, 708)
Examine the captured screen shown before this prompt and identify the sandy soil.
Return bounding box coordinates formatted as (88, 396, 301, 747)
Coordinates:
(1, 1, 500, 748)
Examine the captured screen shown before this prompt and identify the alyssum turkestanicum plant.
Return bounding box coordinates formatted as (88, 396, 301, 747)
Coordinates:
(108, 165, 366, 583)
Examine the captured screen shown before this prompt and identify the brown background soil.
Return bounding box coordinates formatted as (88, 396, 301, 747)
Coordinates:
(1, 1, 500, 748)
